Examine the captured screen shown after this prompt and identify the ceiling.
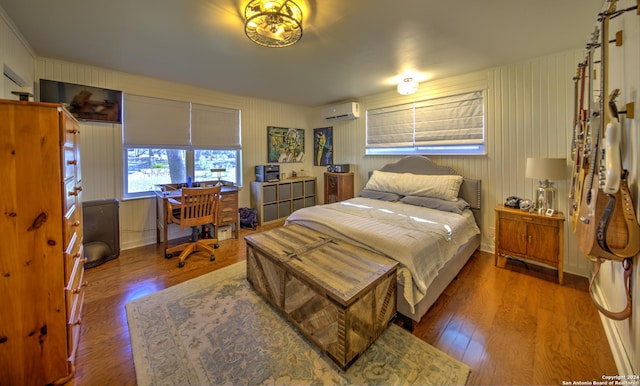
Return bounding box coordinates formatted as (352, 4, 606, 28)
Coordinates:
(0, 0, 603, 107)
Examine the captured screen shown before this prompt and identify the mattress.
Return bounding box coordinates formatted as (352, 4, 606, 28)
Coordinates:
(286, 197, 480, 311)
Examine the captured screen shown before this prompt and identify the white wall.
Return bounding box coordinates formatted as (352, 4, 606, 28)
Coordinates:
(0, 7, 35, 95)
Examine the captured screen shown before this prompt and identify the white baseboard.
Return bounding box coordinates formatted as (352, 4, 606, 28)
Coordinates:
(592, 282, 634, 374)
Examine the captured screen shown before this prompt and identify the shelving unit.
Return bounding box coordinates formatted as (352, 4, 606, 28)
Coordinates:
(251, 177, 317, 225)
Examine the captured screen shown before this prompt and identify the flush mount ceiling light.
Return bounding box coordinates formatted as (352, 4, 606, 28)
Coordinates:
(244, 0, 303, 48)
(397, 77, 419, 95)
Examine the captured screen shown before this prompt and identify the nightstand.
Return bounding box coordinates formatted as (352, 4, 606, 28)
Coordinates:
(495, 204, 565, 284)
(324, 172, 354, 203)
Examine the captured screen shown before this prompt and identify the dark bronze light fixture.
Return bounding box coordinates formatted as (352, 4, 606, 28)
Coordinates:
(244, 0, 303, 48)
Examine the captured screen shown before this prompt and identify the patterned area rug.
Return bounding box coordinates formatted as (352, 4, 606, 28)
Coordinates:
(126, 261, 470, 385)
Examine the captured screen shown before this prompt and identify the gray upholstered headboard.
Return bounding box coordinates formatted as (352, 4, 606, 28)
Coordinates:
(371, 156, 482, 227)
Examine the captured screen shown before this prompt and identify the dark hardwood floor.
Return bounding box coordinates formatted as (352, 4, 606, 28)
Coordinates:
(69, 224, 617, 385)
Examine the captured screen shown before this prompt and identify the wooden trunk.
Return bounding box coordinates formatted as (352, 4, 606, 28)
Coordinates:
(245, 224, 397, 370)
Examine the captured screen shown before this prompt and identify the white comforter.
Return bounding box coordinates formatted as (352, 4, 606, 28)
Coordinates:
(286, 197, 480, 311)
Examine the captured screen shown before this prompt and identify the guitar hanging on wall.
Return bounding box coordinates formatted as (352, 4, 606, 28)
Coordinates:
(574, 0, 640, 321)
(569, 56, 588, 231)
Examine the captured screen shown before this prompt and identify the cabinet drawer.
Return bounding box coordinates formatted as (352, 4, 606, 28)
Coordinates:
(292, 181, 304, 198)
(66, 289, 85, 361)
(65, 252, 86, 317)
(263, 185, 277, 203)
(65, 233, 83, 282)
(218, 209, 237, 225)
(63, 147, 77, 180)
(64, 123, 79, 148)
(220, 192, 237, 207)
(304, 196, 315, 207)
(278, 183, 292, 200)
(499, 211, 559, 228)
(64, 204, 81, 245)
(304, 180, 316, 195)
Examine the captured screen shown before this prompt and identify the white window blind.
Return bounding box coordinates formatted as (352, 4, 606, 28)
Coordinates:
(123, 94, 190, 147)
(123, 95, 241, 149)
(366, 90, 485, 155)
(191, 103, 241, 149)
(366, 104, 414, 148)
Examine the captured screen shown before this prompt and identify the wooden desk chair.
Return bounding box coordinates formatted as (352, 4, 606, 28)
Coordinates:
(165, 186, 222, 268)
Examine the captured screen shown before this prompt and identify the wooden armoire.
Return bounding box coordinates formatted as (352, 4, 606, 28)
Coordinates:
(0, 100, 85, 385)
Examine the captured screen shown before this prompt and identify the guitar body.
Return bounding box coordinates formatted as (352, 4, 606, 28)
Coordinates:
(576, 175, 617, 259)
(597, 174, 640, 258)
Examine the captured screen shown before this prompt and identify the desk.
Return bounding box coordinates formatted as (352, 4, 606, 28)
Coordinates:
(156, 185, 239, 251)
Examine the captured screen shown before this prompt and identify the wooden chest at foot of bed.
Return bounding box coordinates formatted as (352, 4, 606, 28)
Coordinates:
(245, 224, 398, 370)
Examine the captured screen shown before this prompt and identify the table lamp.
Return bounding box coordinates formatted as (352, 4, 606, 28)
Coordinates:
(211, 168, 226, 185)
(525, 158, 567, 212)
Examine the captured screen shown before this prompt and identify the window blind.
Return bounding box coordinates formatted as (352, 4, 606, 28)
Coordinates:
(123, 95, 241, 149)
(414, 91, 484, 145)
(366, 90, 485, 154)
(191, 103, 241, 149)
(123, 94, 190, 147)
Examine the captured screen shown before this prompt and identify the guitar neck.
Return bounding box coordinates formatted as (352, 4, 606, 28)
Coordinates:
(600, 0, 616, 125)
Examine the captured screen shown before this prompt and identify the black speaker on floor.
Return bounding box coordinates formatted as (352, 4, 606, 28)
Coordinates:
(83, 198, 120, 269)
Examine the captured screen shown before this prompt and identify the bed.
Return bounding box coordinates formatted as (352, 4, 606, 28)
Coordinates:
(285, 156, 481, 329)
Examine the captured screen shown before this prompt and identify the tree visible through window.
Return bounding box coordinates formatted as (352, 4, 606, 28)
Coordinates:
(122, 94, 241, 198)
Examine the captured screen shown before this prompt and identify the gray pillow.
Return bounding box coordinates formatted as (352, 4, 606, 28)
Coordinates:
(400, 196, 470, 214)
(358, 189, 403, 202)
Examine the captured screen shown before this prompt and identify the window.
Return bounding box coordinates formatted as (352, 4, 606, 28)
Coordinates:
(122, 95, 241, 198)
(366, 90, 486, 155)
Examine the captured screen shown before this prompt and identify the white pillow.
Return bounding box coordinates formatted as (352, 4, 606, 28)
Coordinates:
(364, 170, 463, 201)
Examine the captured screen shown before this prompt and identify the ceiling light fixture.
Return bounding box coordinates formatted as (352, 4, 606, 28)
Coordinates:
(244, 0, 303, 48)
(397, 77, 419, 95)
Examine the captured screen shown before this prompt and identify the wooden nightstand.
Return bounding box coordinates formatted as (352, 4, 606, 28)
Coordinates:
(494, 204, 565, 284)
(324, 172, 354, 203)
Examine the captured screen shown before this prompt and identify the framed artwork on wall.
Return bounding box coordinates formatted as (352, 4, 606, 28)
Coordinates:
(314, 127, 333, 166)
(267, 126, 305, 163)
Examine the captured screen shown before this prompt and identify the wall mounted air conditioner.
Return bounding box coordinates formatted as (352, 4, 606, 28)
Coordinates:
(321, 102, 360, 121)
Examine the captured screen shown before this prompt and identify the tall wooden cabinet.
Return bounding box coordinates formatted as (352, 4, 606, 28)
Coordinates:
(251, 177, 316, 225)
(0, 100, 85, 385)
(324, 172, 354, 203)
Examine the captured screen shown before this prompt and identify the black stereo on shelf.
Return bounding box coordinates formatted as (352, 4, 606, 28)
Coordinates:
(255, 164, 280, 182)
(327, 164, 350, 173)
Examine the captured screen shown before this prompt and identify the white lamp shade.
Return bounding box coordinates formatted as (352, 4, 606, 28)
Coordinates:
(525, 158, 567, 180)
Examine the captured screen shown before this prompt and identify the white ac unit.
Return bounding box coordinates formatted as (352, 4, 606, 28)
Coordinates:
(321, 102, 360, 121)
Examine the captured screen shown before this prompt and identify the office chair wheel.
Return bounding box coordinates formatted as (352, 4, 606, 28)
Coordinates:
(165, 253, 173, 259)
(214, 243, 219, 248)
(178, 261, 185, 268)
(210, 254, 216, 261)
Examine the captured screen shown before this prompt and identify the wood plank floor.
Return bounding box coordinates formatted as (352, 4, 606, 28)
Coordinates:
(69, 224, 617, 385)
